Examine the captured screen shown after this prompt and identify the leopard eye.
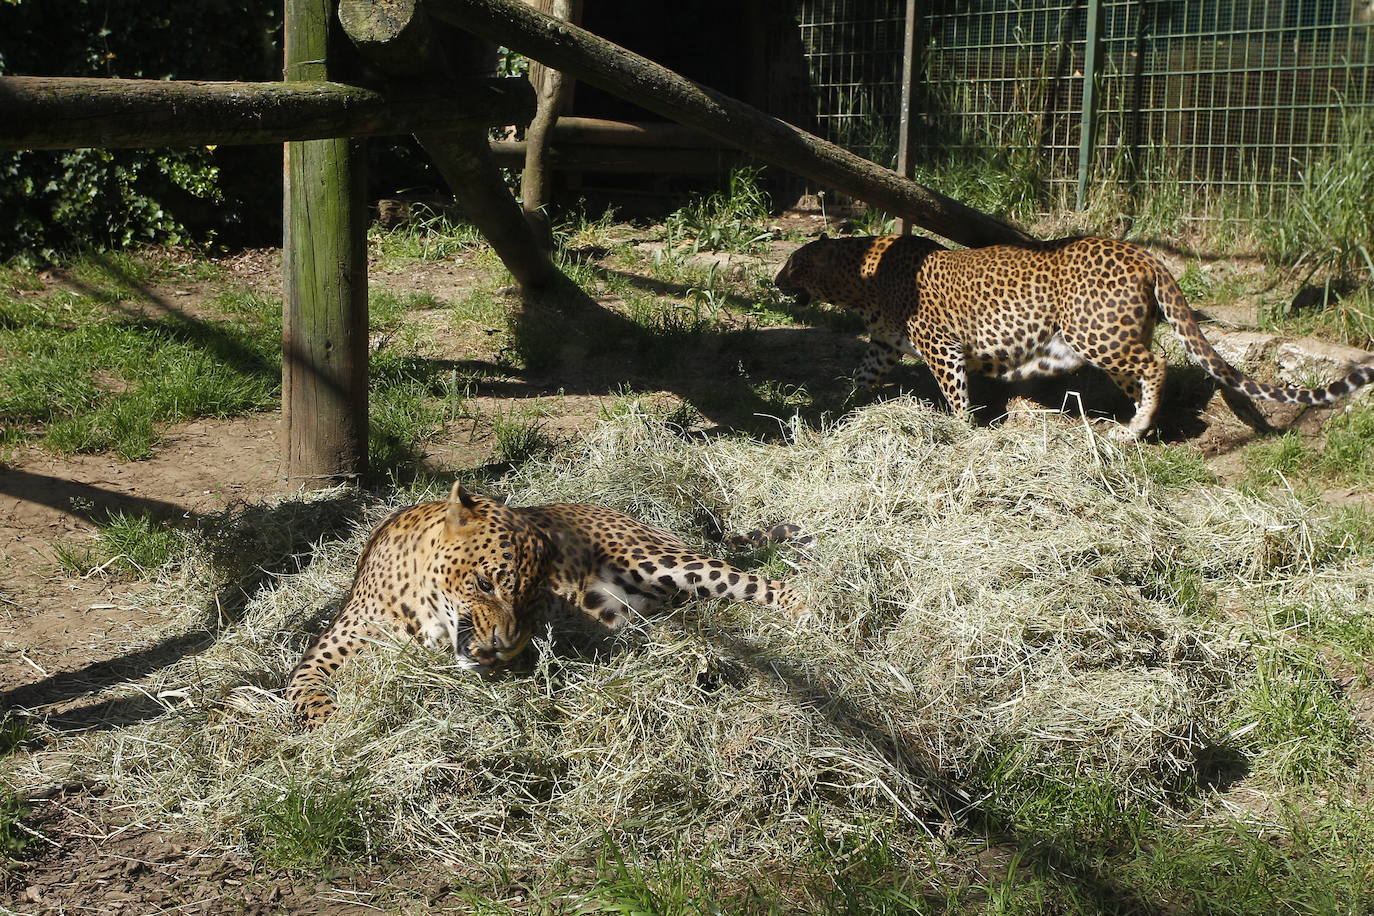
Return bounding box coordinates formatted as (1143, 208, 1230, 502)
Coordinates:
(474, 574, 495, 594)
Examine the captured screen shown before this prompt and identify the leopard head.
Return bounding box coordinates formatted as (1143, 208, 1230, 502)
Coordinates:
(773, 234, 843, 307)
(439, 483, 552, 668)
(774, 234, 945, 309)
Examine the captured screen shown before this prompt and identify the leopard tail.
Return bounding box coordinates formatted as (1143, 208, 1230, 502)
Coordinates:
(1153, 261, 1374, 406)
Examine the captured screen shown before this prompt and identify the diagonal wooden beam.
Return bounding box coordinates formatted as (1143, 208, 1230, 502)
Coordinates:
(424, 0, 1036, 248)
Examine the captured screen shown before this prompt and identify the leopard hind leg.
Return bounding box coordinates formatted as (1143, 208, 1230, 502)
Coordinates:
(1092, 347, 1167, 439)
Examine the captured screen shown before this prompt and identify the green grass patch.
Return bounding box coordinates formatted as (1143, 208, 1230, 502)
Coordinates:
(53, 510, 183, 579)
(1, 792, 30, 869)
(368, 349, 475, 478)
(661, 166, 775, 256)
(246, 778, 372, 871)
(1121, 795, 1374, 914)
(1231, 643, 1359, 785)
(95, 511, 183, 576)
(1259, 285, 1374, 351)
(1243, 400, 1374, 490)
(1133, 444, 1219, 489)
(452, 287, 508, 326)
(66, 250, 158, 302)
(369, 210, 486, 266)
(0, 715, 38, 756)
(0, 273, 280, 458)
(370, 288, 443, 330)
(491, 412, 555, 466)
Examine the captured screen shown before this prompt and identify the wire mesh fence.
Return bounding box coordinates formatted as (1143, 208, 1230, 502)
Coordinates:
(797, 0, 1374, 215)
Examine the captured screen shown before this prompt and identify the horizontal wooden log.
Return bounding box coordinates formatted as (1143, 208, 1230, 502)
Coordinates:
(426, 0, 1036, 248)
(490, 139, 729, 172)
(0, 75, 534, 150)
(548, 117, 723, 148)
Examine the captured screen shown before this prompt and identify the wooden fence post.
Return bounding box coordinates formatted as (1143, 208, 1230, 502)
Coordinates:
(521, 0, 575, 248)
(283, 0, 369, 488)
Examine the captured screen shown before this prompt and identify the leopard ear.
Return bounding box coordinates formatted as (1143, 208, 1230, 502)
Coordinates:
(818, 231, 829, 240)
(446, 482, 484, 531)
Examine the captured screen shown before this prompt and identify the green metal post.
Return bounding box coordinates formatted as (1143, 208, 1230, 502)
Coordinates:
(282, 0, 369, 487)
(896, 0, 920, 234)
(1075, 0, 1104, 210)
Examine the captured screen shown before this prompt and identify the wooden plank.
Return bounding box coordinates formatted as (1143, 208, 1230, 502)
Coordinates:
(425, 0, 1035, 248)
(282, 0, 369, 487)
(0, 75, 534, 150)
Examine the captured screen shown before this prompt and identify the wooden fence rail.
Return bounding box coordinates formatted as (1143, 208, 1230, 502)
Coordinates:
(0, 76, 534, 150)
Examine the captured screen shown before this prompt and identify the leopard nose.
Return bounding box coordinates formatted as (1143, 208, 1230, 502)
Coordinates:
(467, 645, 500, 666)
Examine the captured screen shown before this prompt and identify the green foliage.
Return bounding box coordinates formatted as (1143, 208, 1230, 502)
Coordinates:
(1, 792, 30, 868)
(554, 828, 926, 915)
(1231, 643, 1358, 784)
(662, 166, 775, 255)
(907, 87, 1047, 223)
(1262, 108, 1374, 287)
(849, 208, 898, 237)
(491, 413, 554, 465)
(246, 779, 372, 870)
(1175, 263, 1212, 302)
(0, 0, 283, 261)
(0, 148, 221, 265)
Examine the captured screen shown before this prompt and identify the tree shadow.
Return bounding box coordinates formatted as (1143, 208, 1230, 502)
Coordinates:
(3, 492, 370, 732)
(57, 255, 281, 385)
(0, 468, 196, 528)
(469, 277, 863, 439)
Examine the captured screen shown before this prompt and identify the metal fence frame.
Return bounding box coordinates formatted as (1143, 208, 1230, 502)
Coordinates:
(797, 0, 1374, 214)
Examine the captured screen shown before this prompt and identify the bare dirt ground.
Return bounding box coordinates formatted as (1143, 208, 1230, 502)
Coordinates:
(2, 224, 1371, 913)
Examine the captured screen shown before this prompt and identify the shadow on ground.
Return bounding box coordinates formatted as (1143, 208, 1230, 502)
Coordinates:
(2, 492, 370, 732)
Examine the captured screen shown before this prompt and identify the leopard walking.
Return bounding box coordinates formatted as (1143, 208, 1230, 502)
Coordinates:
(774, 234, 1374, 438)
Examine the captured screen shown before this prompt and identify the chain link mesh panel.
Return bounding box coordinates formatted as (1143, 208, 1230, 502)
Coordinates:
(797, 0, 1374, 213)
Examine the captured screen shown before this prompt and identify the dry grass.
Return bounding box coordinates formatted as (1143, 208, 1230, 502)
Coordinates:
(8, 399, 1373, 900)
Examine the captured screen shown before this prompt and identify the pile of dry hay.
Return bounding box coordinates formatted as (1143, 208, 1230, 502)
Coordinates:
(13, 399, 1371, 876)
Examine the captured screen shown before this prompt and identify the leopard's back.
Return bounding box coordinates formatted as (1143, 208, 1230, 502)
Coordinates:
(915, 238, 1160, 367)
